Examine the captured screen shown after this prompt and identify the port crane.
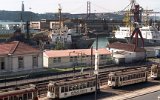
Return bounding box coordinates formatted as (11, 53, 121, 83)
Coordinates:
(119, 0, 160, 48)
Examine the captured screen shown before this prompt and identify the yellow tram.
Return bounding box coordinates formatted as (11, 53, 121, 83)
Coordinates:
(47, 76, 99, 99)
(108, 67, 148, 88)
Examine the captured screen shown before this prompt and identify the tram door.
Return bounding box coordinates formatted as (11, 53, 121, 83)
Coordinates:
(115, 77, 119, 87)
(55, 86, 59, 98)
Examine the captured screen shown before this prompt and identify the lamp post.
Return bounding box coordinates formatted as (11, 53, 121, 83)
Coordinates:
(94, 34, 98, 100)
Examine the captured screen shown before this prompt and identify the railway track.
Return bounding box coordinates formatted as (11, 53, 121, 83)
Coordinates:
(36, 65, 151, 97)
(0, 63, 152, 97)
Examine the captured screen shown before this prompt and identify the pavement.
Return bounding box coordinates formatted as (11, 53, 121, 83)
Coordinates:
(102, 85, 160, 100)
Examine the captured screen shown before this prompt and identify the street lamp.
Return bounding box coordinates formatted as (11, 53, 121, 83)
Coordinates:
(94, 34, 99, 100)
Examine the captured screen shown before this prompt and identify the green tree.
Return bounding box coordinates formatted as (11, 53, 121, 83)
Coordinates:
(54, 42, 64, 50)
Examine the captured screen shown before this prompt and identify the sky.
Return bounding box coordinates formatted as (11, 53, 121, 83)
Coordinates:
(0, 0, 160, 14)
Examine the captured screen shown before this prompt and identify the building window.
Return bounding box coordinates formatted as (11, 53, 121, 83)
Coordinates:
(100, 55, 107, 59)
(74, 56, 78, 61)
(70, 56, 74, 62)
(0, 57, 5, 70)
(33, 56, 38, 67)
(18, 57, 24, 69)
(58, 57, 61, 63)
(53, 57, 61, 63)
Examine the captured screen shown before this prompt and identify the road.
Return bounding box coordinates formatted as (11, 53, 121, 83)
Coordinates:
(130, 90, 160, 100)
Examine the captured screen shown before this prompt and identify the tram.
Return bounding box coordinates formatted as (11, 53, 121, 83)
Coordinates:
(108, 67, 148, 88)
(150, 64, 160, 79)
(47, 76, 99, 99)
(0, 84, 38, 100)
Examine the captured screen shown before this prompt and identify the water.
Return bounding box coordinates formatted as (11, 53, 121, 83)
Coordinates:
(91, 36, 109, 49)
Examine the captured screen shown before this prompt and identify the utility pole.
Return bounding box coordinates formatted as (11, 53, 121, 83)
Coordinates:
(91, 46, 93, 76)
(94, 34, 98, 100)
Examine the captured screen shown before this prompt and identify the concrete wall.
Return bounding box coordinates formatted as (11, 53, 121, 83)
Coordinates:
(11, 53, 43, 72)
(0, 56, 9, 73)
(44, 54, 112, 68)
(113, 51, 145, 64)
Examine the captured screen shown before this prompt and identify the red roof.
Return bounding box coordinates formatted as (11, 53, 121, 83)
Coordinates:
(0, 41, 40, 56)
(108, 42, 145, 52)
(44, 48, 111, 57)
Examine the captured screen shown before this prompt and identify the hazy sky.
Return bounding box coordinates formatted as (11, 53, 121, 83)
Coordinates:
(0, 0, 160, 14)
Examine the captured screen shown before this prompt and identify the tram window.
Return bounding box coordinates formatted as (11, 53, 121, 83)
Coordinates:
(61, 87, 65, 93)
(65, 86, 68, 92)
(28, 93, 32, 99)
(76, 85, 79, 90)
(87, 82, 90, 87)
(19, 96, 23, 100)
(143, 73, 145, 77)
(23, 94, 27, 100)
(4, 98, 8, 100)
(51, 87, 54, 93)
(14, 96, 18, 100)
(120, 77, 122, 81)
(136, 74, 139, 78)
(93, 81, 96, 86)
(83, 83, 87, 88)
(133, 74, 136, 78)
(73, 85, 78, 90)
(69, 86, 73, 91)
(9, 96, 14, 100)
(48, 86, 51, 91)
(124, 76, 128, 81)
(112, 77, 115, 81)
(128, 75, 131, 80)
(89, 82, 93, 87)
(80, 84, 83, 89)
(130, 75, 133, 79)
(142, 73, 145, 77)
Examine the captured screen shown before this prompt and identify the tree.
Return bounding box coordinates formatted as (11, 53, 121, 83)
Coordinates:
(54, 41, 64, 50)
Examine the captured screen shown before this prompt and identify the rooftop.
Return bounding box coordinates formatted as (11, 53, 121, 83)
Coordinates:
(108, 42, 145, 52)
(0, 41, 40, 56)
(44, 48, 111, 57)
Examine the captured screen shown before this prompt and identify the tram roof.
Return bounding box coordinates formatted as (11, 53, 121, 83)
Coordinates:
(49, 76, 95, 86)
(109, 66, 147, 76)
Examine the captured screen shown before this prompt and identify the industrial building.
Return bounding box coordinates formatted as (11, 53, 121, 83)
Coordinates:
(43, 48, 112, 68)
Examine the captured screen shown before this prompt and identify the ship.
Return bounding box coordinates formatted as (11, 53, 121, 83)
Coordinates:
(114, 25, 160, 46)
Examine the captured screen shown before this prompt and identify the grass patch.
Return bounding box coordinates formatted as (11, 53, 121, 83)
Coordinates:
(48, 66, 92, 72)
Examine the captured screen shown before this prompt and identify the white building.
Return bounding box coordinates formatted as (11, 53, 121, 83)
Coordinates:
(107, 42, 146, 64)
(0, 41, 43, 73)
(43, 48, 112, 68)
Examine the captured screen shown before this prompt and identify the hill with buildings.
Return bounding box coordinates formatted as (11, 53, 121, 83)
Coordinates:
(0, 10, 124, 21)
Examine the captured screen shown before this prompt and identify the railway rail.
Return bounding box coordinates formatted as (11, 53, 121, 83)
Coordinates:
(0, 64, 151, 97)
